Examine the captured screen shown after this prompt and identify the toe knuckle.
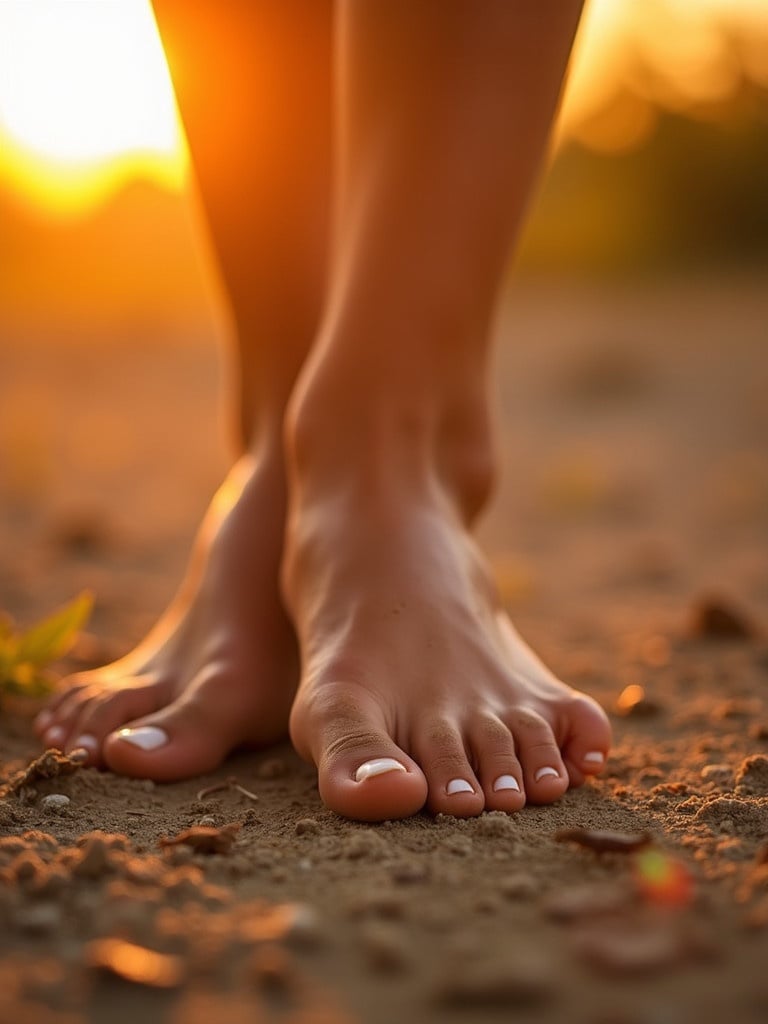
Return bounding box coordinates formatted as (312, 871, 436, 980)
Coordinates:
(424, 750, 471, 777)
(511, 709, 548, 736)
(322, 729, 386, 764)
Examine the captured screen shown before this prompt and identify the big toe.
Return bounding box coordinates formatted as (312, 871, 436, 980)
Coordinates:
(102, 697, 235, 782)
(293, 691, 427, 822)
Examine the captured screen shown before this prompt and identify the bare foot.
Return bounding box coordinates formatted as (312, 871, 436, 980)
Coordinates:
(34, 454, 297, 780)
(283, 412, 611, 821)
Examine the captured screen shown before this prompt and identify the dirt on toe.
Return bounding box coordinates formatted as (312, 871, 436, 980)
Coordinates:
(1, 276, 767, 1023)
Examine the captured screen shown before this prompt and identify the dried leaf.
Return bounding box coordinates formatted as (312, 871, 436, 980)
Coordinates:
(160, 822, 241, 854)
(555, 827, 652, 854)
(0, 748, 85, 798)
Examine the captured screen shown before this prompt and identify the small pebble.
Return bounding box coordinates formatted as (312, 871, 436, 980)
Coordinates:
(40, 794, 71, 814)
(197, 816, 217, 827)
(735, 755, 768, 797)
(294, 817, 319, 836)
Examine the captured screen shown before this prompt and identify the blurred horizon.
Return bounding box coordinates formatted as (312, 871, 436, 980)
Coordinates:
(1, 0, 767, 341)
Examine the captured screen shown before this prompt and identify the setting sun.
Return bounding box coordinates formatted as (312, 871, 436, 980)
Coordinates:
(0, 0, 185, 214)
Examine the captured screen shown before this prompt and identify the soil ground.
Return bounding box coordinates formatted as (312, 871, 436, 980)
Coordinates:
(1, 275, 767, 1024)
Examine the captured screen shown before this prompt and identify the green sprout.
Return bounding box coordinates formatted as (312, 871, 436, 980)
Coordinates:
(0, 592, 93, 698)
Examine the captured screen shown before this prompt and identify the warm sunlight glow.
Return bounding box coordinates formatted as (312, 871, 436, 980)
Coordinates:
(561, 0, 768, 152)
(0, 0, 186, 215)
(0, 0, 766, 215)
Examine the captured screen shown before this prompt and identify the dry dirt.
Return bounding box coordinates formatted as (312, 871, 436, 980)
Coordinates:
(1, 276, 767, 1023)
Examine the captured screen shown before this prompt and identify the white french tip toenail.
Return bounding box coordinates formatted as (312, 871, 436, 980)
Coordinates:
(493, 774, 521, 793)
(115, 726, 168, 751)
(534, 767, 560, 782)
(72, 734, 98, 753)
(446, 778, 474, 795)
(583, 751, 605, 765)
(35, 710, 53, 731)
(45, 726, 65, 747)
(354, 758, 407, 783)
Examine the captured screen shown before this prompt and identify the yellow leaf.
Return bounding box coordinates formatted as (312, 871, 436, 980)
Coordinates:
(15, 591, 93, 668)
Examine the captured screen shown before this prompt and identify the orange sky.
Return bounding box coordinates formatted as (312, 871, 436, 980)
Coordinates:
(0, 0, 766, 218)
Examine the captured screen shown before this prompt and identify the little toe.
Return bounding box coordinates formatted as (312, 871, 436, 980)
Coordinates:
(35, 682, 91, 738)
(102, 697, 235, 782)
(510, 709, 568, 804)
(560, 694, 612, 783)
(415, 720, 484, 818)
(469, 715, 525, 812)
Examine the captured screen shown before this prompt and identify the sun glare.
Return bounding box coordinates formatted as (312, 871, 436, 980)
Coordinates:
(0, 0, 186, 215)
(0, 0, 766, 215)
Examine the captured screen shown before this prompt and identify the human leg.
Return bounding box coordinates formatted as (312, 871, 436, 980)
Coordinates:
(35, 0, 333, 778)
(283, 0, 612, 820)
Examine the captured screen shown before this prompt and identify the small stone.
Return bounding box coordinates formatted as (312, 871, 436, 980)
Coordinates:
(294, 817, 319, 837)
(197, 816, 216, 828)
(735, 755, 768, 797)
(40, 794, 71, 814)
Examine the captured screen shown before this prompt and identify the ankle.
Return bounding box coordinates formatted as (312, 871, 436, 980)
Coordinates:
(284, 367, 496, 524)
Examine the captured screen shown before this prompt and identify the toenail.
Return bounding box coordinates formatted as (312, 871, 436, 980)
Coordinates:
(45, 726, 65, 748)
(114, 726, 168, 751)
(35, 710, 53, 731)
(446, 778, 474, 795)
(493, 774, 521, 792)
(72, 734, 98, 754)
(534, 766, 559, 782)
(583, 751, 605, 765)
(354, 758, 407, 782)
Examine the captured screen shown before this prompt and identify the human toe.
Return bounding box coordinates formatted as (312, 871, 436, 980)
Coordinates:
(103, 698, 238, 782)
(560, 694, 612, 785)
(509, 708, 568, 804)
(469, 715, 525, 812)
(61, 685, 162, 766)
(414, 719, 485, 817)
(293, 691, 427, 822)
